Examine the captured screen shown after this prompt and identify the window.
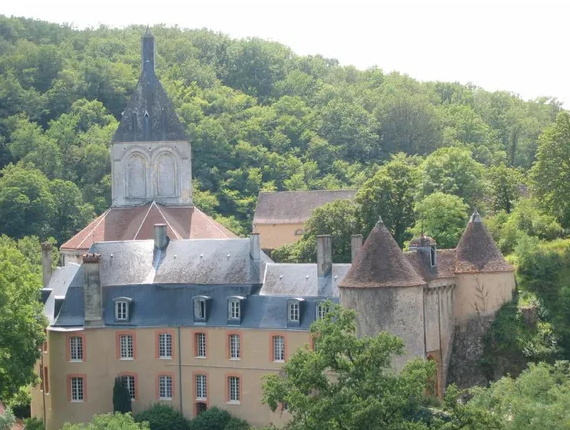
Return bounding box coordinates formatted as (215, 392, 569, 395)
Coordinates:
(229, 334, 240, 359)
(317, 302, 329, 319)
(228, 376, 240, 403)
(195, 333, 206, 358)
(430, 246, 437, 267)
(273, 336, 285, 362)
(70, 336, 83, 361)
(159, 375, 172, 400)
(115, 301, 129, 321)
(44, 366, 49, 394)
(120, 335, 134, 359)
(123, 375, 136, 400)
(158, 333, 172, 359)
(195, 299, 206, 320)
(196, 374, 207, 400)
(288, 302, 300, 322)
(71, 377, 84, 402)
(228, 299, 240, 320)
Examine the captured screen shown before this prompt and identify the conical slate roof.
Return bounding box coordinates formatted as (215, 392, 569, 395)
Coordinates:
(339, 219, 426, 289)
(455, 211, 513, 273)
(113, 29, 187, 142)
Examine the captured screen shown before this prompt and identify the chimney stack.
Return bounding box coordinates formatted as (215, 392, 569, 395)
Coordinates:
(41, 242, 53, 288)
(83, 253, 103, 326)
(154, 224, 168, 249)
(250, 233, 261, 283)
(351, 234, 363, 262)
(317, 235, 333, 296)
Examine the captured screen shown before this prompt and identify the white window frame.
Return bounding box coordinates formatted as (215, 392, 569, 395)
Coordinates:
(71, 376, 84, 402)
(228, 299, 241, 320)
(273, 335, 285, 362)
(158, 333, 172, 359)
(317, 302, 329, 319)
(288, 302, 300, 322)
(123, 375, 136, 400)
(194, 299, 206, 320)
(195, 333, 206, 358)
(159, 375, 173, 400)
(229, 334, 240, 360)
(120, 334, 134, 360)
(115, 301, 129, 321)
(69, 336, 83, 362)
(228, 376, 240, 403)
(195, 374, 207, 400)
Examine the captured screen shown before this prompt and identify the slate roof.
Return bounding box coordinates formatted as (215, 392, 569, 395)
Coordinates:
(113, 29, 186, 142)
(339, 220, 426, 289)
(43, 263, 81, 324)
(405, 249, 456, 282)
(260, 263, 351, 297)
(61, 202, 236, 252)
(253, 190, 357, 224)
(455, 212, 514, 273)
(89, 238, 271, 286)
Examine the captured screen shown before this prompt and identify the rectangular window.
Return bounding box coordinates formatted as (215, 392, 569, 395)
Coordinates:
(228, 299, 240, 319)
(228, 376, 240, 403)
(115, 301, 128, 321)
(195, 374, 207, 400)
(120, 335, 134, 359)
(289, 302, 300, 322)
(70, 336, 83, 361)
(44, 366, 49, 394)
(229, 334, 240, 359)
(123, 375, 136, 400)
(159, 375, 173, 400)
(71, 377, 84, 402)
(273, 336, 285, 362)
(317, 303, 328, 319)
(195, 299, 206, 320)
(159, 333, 172, 359)
(195, 333, 206, 358)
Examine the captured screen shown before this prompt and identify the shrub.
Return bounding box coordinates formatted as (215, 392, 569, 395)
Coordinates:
(0, 407, 15, 430)
(23, 417, 44, 430)
(188, 407, 250, 430)
(135, 403, 190, 430)
(112, 376, 132, 413)
(62, 413, 149, 430)
(223, 417, 250, 430)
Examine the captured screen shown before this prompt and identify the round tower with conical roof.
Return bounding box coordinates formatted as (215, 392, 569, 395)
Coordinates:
(339, 218, 427, 368)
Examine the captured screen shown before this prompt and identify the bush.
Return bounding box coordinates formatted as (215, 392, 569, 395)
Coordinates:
(223, 417, 250, 430)
(62, 413, 149, 430)
(0, 407, 15, 430)
(188, 407, 249, 430)
(23, 417, 44, 430)
(113, 376, 132, 413)
(135, 403, 190, 430)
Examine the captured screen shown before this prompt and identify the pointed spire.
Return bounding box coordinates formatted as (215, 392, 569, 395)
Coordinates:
(470, 209, 481, 223)
(141, 27, 155, 75)
(375, 215, 384, 228)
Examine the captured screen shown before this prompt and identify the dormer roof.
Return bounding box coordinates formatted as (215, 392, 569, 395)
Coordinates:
(339, 219, 426, 289)
(112, 29, 186, 142)
(455, 211, 514, 273)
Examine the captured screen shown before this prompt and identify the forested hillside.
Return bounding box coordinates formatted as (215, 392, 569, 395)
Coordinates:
(0, 15, 563, 242)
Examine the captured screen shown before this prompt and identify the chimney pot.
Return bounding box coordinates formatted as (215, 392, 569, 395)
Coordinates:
(317, 235, 333, 296)
(41, 241, 53, 288)
(351, 234, 363, 262)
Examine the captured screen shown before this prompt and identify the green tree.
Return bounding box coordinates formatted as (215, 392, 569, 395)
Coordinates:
(419, 147, 487, 209)
(0, 406, 15, 430)
(356, 153, 420, 246)
(62, 413, 150, 430)
(49, 179, 94, 244)
(409, 192, 469, 249)
(112, 376, 132, 414)
(0, 238, 46, 402)
(531, 111, 570, 228)
(262, 304, 435, 430)
(487, 164, 524, 214)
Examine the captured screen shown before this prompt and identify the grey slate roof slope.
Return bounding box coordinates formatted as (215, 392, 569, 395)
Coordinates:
(253, 190, 357, 224)
(54, 282, 338, 329)
(43, 263, 81, 324)
(260, 263, 351, 297)
(404, 249, 457, 282)
(112, 29, 186, 142)
(90, 239, 272, 286)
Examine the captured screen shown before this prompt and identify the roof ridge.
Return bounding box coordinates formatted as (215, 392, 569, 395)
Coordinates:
(259, 189, 357, 195)
(133, 202, 155, 240)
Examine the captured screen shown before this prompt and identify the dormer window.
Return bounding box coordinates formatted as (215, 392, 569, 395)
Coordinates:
(430, 245, 437, 267)
(287, 298, 304, 327)
(227, 296, 245, 325)
(289, 302, 299, 322)
(316, 302, 329, 319)
(113, 297, 133, 322)
(193, 296, 211, 322)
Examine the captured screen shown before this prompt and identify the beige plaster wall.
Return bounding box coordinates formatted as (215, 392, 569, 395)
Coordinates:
(253, 223, 305, 251)
(454, 272, 515, 325)
(35, 327, 311, 430)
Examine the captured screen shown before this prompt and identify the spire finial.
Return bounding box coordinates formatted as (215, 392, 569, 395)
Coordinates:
(375, 215, 384, 228)
(470, 208, 481, 223)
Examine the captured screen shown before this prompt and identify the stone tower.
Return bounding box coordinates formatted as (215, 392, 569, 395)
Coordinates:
(339, 218, 427, 368)
(111, 28, 192, 207)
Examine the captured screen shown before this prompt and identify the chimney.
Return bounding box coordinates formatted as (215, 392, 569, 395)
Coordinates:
(41, 242, 53, 288)
(83, 253, 103, 326)
(250, 233, 261, 283)
(154, 224, 168, 249)
(317, 235, 333, 296)
(351, 234, 363, 262)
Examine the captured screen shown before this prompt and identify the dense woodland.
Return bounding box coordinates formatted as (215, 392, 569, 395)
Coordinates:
(4, 14, 570, 429)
